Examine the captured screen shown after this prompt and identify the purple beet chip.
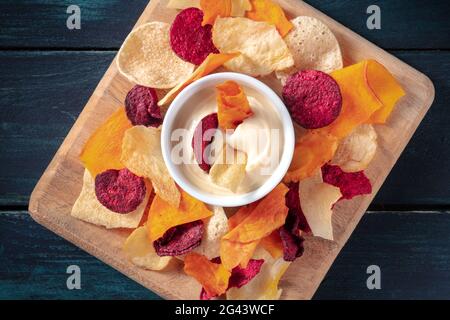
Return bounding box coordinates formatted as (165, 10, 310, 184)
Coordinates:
(285, 182, 311, 233)
(154, 220, 204, 256)
(95, 168, 146, 214)
(279, 227, 304, 262)
(192, 113, 218, 172)
(125, 85, 162, 127)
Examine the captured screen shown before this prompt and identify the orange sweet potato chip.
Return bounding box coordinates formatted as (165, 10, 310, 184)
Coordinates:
(147, 191, 212, 242)
(184, 252, 231, 296)
(284, 130, 338, 183)
(80, 107, 132, 177)
(260, 230, 283, 259)
(246, 0, 293, 37)
(216, 80, 253, 130)
(158, 52, 240, 106)
(200, 0, 232, 26)
(365, 60, 406, 123)
(221, 184, 289, 270)
(228, 202, 259, 230)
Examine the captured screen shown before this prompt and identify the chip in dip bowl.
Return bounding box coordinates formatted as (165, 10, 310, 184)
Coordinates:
(161, 73, 294, 207)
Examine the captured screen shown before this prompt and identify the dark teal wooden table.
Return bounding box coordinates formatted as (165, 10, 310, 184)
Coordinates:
(1, 0, 449, 299)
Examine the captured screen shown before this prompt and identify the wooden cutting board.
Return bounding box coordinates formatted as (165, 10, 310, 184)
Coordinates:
(29, 0, 434, 300)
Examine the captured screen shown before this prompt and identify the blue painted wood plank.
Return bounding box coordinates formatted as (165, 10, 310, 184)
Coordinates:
(0, 50, 448, 206)
(0, 0, 448, 49)
(1, 211, 449, 299)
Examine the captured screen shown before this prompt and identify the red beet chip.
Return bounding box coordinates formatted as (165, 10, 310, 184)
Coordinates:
(154, 220, 204, 256)
(192, 113, 218, 172)
(285, 182, 311, 233)
(321, 164, 372, 200)
(279, 227, 304, 262)
(170, 8, 219, 65)
(125, 85, 162, 127)
(282, 70, 342, 129)
(95, 168, 146, 214)
(199, 258, 265, 300)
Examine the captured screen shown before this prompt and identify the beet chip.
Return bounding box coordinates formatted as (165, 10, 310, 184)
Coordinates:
(282, 70, 342, 129)
(192, 113, 219, 172)
(125, 85, 162, 127)
(200, 258, 264, 300)
(154, 220, 204, 256)
(95, 168, 146, 214)
(170, 8, 219, 65)
(279, 227, 304, 262)
(322, 164, 372, 200)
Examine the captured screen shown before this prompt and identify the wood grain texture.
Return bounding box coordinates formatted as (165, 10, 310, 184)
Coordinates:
(2, 211, 450, 299)
(28, 0, 435, 300)
(1, 0, 449, 49)
(1, 51, 448, 206)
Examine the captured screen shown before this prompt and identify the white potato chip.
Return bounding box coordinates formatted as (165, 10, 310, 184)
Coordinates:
(123, 226, 172, 270)
(210, 144, 247, 193)
(167, 0, 200, 9)
(212, 17, 294, 76)
(226, 248, 290, 300)
(192, 206, 229, 259)
(121, 126, 181, 208)
(71, 169, 149, 229)
(231, 0, 252, 16)
(299, 170, 341, 241)
(276, 16, 343, 84)
(331, 124, 378, 172)
(117, 22, 194, 89)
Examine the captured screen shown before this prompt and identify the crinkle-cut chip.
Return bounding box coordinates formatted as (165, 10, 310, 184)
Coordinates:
(147, 191, 213, 242)
(331, 124, 377, 172)
(184, 252, 231, 297)
(123, 226, 172, 270)
(226, 248, 290, 300)
(158, 52, 240, 106)
(170, 8, 219, 65)
(192, 206, 229, 259)
(210, 144, 247, 192)
(284, 130, 338, 183)
(260, 230, 283, 259)
(246, 0, 293, 37)
(71, 170, 150, 229)
(221, 184, 289, 270)
(212, 17, 294, 76)
(117, 22, 195, 89)
(125, 85, 162, 127)
(366, 60, 406, 123)
(216, 80, 253, 130)
(327, 60, 383, 138)
(231, 0, 251, 16)
(154, 220, 204, 256)
(322, 164, 372, 200)
(200, 0, 232, 26)
(80, 107, 132, 178)
(276, 16, 343, 84)
(95, 168, 147, 214)
(167, 0, 200, 10)
(299, 171, 341, 241)
(192, 113, 218, 172)
(121, 126, 181, 208)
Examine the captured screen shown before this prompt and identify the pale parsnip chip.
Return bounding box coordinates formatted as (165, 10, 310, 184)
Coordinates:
(212, 17, 294, 76)
(71, 169, 149, 229)
(276, 16, 343, 84)
(123, 226, 172, 270)
(299, 170, 341, 241)
(331, 124, 378, 172)
(117, 22, 194, 89)
(226, 248, 290, 300)
(121, 126, 181, 208)
(190, 206, 229, 259)
(231, 0, 252, 16)
(210, 144, 247, 193)
(167, 0, 200, 10)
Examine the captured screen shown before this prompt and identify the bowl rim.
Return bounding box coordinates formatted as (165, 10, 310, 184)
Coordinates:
(161, 72, 295, 207)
